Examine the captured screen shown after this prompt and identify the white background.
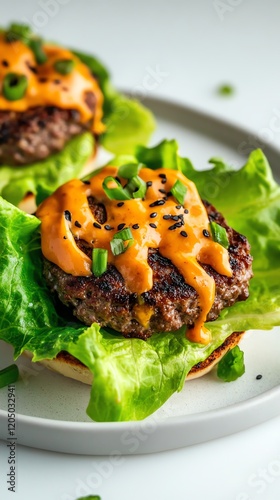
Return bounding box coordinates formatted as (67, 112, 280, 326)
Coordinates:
(1, 1, 280, 499)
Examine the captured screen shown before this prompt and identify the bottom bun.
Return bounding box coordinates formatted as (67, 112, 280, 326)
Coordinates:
(24, 331, 244, 385)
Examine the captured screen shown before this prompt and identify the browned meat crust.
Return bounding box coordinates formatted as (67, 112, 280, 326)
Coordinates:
(0, 100, 95, 166)
(42, 199, 253, 339)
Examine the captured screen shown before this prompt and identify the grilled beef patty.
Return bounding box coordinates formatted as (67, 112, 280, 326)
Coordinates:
(0, 94, 95, 166)
(42, 198, 253, 339)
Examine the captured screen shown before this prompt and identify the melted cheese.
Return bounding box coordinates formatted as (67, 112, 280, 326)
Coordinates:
(0, 35, 104, 133)
(36, 167, 233, 344)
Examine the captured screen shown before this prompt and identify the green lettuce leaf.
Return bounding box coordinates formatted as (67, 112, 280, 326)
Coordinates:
(217, 346, 245, 382)
(0, 133, 93, 206)
(0, 141, 279, 422)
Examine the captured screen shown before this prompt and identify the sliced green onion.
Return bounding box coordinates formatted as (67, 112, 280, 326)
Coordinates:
(113, 227, 133, 241)
(103, 176, 131, 200)
(126, 176, 147, 199)
(217, 84, 234, 97)
(77, 496, 101, 500)
(210, 221, 229, 248)
(110, 238, 125, 256)
(92, 248, 108, 277)
(0, 364, 19, 389)
(29, 38, 47, 65)
(111, 227, 134, 256)
(118, 163, 142, 179)
(54, 59, 75, 75)
(5, 23, 33, 43)
(3, 73, 28, 101)
(110, 238, 134, 256)
(171, 179, 187, 205)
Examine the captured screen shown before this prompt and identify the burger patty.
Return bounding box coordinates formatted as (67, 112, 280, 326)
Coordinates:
(42, 199, 253, 340)
(0, 94, 95, 166)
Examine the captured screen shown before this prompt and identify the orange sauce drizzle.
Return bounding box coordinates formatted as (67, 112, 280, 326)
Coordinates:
(36, 166, 233, 344)
(0, 35, 104, 134)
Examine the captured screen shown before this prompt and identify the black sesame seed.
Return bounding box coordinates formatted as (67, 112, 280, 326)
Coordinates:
(159, 188, 166, 194)
(180, 230, 188, 237)
(105, 224, 113, 231)
(159, 173, 166, 179)
(161, 179, 167, 184)
(64, 210, 71, 222)
(168, 222, 182, 230)
(75, 221, 82, 228)
(83, 180, 90, 185)
(149, 199, 166, 207)
(176, 205, 182, 209)
(163, 215, 171, 220)
(53, 79, 61, 84)
(203, 229, 210, 237)
(2, 60, 9, 67)
(166, 191, 172, 197)
(171, 215, 180, 221)
(94, 222, 101, 229)
(184, 209, 189, 214)
(117, 202, 124, 207)
(39, 77, 48, 83)
(150, 212, 157, 218)
(63, 235, 67, 239)
(132, 224, 139, 229)
(256, 374, 262, 380)
(118, 223, 125, 230)
(146, 181, 153, 187)
(149, 223, 157, 228)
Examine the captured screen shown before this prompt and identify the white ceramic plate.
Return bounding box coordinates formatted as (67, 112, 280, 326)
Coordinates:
(0, 96, 280, 456)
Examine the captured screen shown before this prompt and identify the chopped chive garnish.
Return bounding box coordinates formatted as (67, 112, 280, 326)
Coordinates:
(217, 84, 234, 97)
(210, 221, 229, 248)
(171, 179, 187, 205)
(5, 23, 33, 45)
(126, 176, 147, 199)
(54, 59, 75, 75)
(118, 163, 142, 179)
(29, 38, 47, 64)
(110, 239, 125, 256)
(114, 227, 133, 241)
(3, 73, 28, 101)
(110, 227, 134, 256)
(0, 364, 19, 388)
(102, 176, 131, 201)
(92, 248, 108, 277)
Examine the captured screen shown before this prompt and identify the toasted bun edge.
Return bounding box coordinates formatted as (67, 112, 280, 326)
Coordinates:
(24, 331, 245, 385)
